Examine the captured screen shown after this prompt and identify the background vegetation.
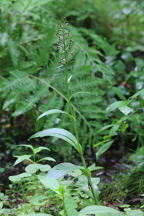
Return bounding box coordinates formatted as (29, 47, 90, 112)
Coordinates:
(0, 0, 144, 215)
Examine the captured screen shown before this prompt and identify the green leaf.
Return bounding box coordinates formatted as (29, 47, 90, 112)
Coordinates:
(0, 202, 3, 209)
(109, 124, 120, 136)
(25, 164, 40, 174)
(81, 168, 91, 178)
(131, 88, 144, 99)
(25, 164, 51, 174)
(119, 204, 130, 208)
(38, 157, 56, 162)
(91, 178, 100, 195)
(38, 164, 51, 172)
(2, 97, 17, 109)
(47, 163, 81, 179)
(38, 175, 59, 191)
(91, 177, 100, 185)
(64, 194, 79, 216)
(23, 214, 52, 216)
(106, 101, 126, 113)
(88, 164, 103, 172)
(94, 139, 111, 148)
(33, 146, 50, 154)
(28, 194, 48, 206)
(107, 101, 133, 115)
(112, 87, 126, 100)
(9, 173, 31, 182)
(37, 109, 74, 120)
(119, 106, 133, 115)
(124, 209, 144, 216)
(80, 205, 123, 216)
(30, 128, 82, 154)
(96, 141, 113, 159)
(14, 155, 32, 166)
(18, 144, 34, 151)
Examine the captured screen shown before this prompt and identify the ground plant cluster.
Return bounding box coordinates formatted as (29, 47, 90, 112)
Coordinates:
(0, 0, 144, 215)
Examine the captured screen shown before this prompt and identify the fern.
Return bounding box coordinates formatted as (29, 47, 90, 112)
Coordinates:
(0, 0, 118, 153)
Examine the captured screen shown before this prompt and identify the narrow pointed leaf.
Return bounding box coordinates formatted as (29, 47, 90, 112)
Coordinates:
(96, 141, 113, 159)
(131, 88, 144, 99)
(38, 157, 56, 162)
(37, 109, 74, 120)
(18, 144, 34, 151)
(33, 146, 50, 154)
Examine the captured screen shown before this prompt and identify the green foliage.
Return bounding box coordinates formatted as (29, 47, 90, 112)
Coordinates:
(1, 0, 144, 154)
(4, 145, 143, 216)
(80, 205, 123, 216)
(0, 0, 115, 154)
(0, 0, 144, 215)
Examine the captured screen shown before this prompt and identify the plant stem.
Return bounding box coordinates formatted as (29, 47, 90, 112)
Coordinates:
(63, 28, 99, 204)
(63, 196, 67, 216)
(80, 153, 99, 204)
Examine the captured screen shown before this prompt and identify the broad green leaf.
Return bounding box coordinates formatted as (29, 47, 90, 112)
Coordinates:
(25, 164, 51, 174)
(38, 157, 56, 162)
(14, 155, 32, 166)
(30, 128, 82, 154)
(9, 173, 31, 182)
(25, 164, 38, 174)
(96, 141, 113, 159)
(37, 109, 74, 120)
(125, 209, 144, 216)
(80, 205, 123, 216)
(64, 194, 79, 216)
(47, 163, 81, 179)
(38, 175, 59, 191)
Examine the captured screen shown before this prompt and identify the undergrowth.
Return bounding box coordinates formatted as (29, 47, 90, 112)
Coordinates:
(0, 0, 144, 215)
